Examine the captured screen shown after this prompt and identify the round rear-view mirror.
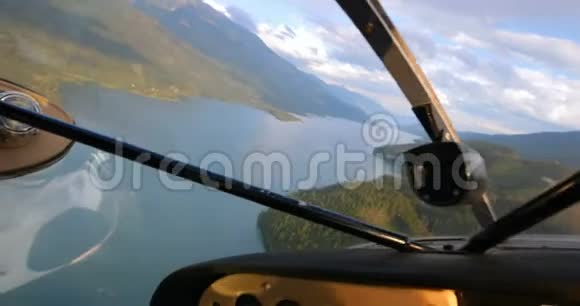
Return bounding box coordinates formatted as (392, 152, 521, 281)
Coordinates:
(402, 142, 488, 208)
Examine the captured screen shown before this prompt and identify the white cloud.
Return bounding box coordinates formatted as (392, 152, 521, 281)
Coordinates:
(452, 32, 489, 49)
(503, 88, 536, 102)
(254, 3, 580, 132)
(511, 67, 580, 126)
(207, 0, 580, 133)
(307, 61, 395, 86)
(309, 62, 367, 79)
(382, 0, 580, 132)
(256, 23, 330, 63)
(203, 0, 231, 18)
(386, 0, 580, 20)
(449, 109, 523, 134)
(494, 30, 580, 72)
(256, 21, 402, 111)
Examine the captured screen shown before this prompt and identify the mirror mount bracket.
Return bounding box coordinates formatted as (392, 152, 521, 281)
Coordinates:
(402, 142, 496, 227)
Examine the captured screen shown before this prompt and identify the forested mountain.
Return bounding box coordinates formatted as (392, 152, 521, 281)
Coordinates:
(259, 140, 579, 251)
(0, 0, 373, 122)
(258, 177, 434, 251)
(0, 0, 262, 104)
(134, 0, 369, 121)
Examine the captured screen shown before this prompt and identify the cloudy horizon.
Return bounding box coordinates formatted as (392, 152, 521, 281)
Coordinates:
(202, 0, 580, 134)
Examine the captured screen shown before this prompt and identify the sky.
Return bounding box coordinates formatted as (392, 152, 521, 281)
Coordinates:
(203, 0, 580, 134)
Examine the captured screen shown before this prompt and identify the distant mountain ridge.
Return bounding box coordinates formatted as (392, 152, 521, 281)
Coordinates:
(461, 130, 580, 168)
(137, 0, 198, 10)
(0, 0, 378, 123)
(325, 84, 389, 115)
(399, 123, 580, 168)
(134, 0, 371, 122)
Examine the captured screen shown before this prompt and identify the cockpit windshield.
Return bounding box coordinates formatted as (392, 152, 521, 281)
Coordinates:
(0, 0, 579, 305)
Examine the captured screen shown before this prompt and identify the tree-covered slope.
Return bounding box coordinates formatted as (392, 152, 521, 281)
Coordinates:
(0, 0, 370, 122)
(258, 177, 431, 251)
(0, 0, 262, 105)
(259, 140, 578, 251)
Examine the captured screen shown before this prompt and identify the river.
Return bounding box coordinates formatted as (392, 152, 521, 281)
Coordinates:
(0, 85, 418, 305)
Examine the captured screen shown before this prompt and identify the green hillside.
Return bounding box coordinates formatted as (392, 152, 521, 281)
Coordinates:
(136, 1, 369, 121)
(259, 141, 578, 251)
(258, 178, 432, 251)
(373, 140, 574, 206)
(466, 141, 573, 206)
(0, 0, 268, 107)
(0, 0, 372, 122)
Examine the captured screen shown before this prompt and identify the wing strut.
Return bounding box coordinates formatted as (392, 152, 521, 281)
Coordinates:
(335, 0, 496, 225)
(336, 0, 458, 142)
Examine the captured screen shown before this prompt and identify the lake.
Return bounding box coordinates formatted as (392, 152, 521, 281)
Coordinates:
(0, 84, 418, 305)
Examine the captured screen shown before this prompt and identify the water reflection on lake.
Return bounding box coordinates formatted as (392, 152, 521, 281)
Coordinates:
(0, 84, 418, 305)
